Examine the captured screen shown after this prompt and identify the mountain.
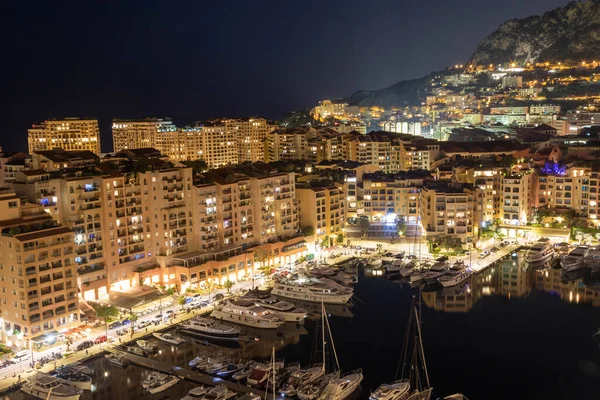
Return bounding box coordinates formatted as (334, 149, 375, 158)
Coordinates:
(345, 0, 600, 107)
(469, 0, 600, 65)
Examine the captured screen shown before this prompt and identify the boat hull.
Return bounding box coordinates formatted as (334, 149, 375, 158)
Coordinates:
(271, 288, 352, 305)
(211, 310, 283, 329)
(21, 385, 81, 400)
(147, 377, 179, 394)
(178, 327, 240, 341)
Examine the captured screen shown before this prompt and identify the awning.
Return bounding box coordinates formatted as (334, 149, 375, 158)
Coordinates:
(31, 330, 60, 343)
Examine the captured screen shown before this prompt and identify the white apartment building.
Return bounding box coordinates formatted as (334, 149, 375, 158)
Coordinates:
(112, 119, 176, 153)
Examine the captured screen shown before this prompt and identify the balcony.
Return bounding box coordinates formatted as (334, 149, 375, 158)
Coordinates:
(78, 264, 105, 275)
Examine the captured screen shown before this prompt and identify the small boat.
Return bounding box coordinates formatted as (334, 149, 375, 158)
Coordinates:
(136, 339, 159, 353)
(442, 395, 468, 400)
(246, 362, 283, 388)
(232, 361, 256, 381)
(399, 260, 419, 277)
(105, 354, 129, 368)
(561, 246, 589, 272)
(297, 371, 340, 400)
(318, 369, 363, 400)
(420, 262, 449, 283)
(237, 395, 261, 400)
(153, 332, 186, 345)
(179, 317, 241, 341)
(126, 346, 147, 357)
(525, 239, 555, 264)
(280, 365, 324, 397)
(385, 260, 404, 273)
(54, 371, 93, 391)
(369, 379, 410, 400)
(438, 269, 472, 288)
(21, 374, 82, 400)
(216, 363, 245, 378)
(180, 386, 209, 400)
(58, 362, 94, 376)
(142, 371, 180, 394)
(200, 384, 237, 400)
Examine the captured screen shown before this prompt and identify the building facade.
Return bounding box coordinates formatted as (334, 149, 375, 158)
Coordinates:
(28, 119, 101, 156)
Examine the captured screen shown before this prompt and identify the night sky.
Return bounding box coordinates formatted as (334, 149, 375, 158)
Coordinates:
(3, 0, 568, 152)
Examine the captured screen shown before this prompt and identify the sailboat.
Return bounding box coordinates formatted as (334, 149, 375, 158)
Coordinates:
(370, 296, 432, 400)
(297, 303, 342, 400)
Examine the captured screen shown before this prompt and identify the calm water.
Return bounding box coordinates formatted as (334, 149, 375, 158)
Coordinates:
(10, 252, 600, 399)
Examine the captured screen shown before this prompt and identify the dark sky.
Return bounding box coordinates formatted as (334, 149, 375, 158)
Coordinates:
(3, 0, 568, 152)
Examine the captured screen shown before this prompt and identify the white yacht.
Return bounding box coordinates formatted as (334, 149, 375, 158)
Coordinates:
(180, 386, 209, 400)
(153, 332, 186, 345)
(438, 268, 472, 288)
(399, 260, 419, 277)
(525, 240, 555, 263)
(243, 290, 308, 322)
(369, 380, 411, 400)
(136, 339, 158, 353)
(421, 262, 449, 283)
(105, 354, 129, 368)
(386, 259, 404, 273)
(272, 278, 353, 304)
(201, 385, 237, 400)
(179, 316, 241, 340)
(280, 365, 325, 396)
(53, 371, 93, 391)
(246, 361, 284, 388)
(561, 246, 589, 272)
(318, 370, 363, 400)
(21, 374, 82, 400)
(211, 299, 284, 329)
(142, 371, 180, 394)
(298, 371, 340, 400)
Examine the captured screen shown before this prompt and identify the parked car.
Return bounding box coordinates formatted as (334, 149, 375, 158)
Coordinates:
(213, 293, 224, 301)
(76, 341, 94, 351)
(10, 350, 30, 364)
(94, 335, 107, 344)
(120, 318, 131, 326)
(192, 293, 202, 298)
(480, 251, 490, 258)
(137, 320, 152, 329)
(0, 359, 11, 369)
(200, 300, 210, 307)
(490, 247, 499, 253)
(436, 255, 449, 262)
(164, 310, 175, 317)
(108, 321, 122, 329)
(153, 314, 164, 321)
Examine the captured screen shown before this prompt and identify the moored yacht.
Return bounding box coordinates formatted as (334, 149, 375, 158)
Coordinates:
(561, 246, 589, 272)
(272, 278, 353, 304)
(421, 262, 449, 284)
(298, 371, 341, 400)
(280, 365, 325, 396)
(242, 290, 307, 322)
(438, 268, 472, 288)
(246, 362, 283, 388)
(400, 260, 419, 277)
(142, 371, 180, 394)
(525, 239, 555, 263)
(105, 354, 129, 368)
(179, 316, 241, 341)
(369, 380, 411, 400)
(21, 374, 82, 400)
(211, 299, 284, 329)
(153, 332, 186, 345)
(318, 370, 363, 400)
(180, 386, 209, 400)
(53, 371, 93, 391)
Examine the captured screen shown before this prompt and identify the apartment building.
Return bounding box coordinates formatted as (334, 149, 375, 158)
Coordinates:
(154, 127, 204, 162)
(232, 118, 276, 163)
(529, 104, 561, 115)
(362, 172, 427, 223)
(453, 165, 503, 224)
(297, 185, 344, 247)
(0, 191, 79, 346)
(501, 173, 536, 226)
(0, 149, 29, 187)
(420, 181, 476, 245)
(112, 119, 176, 153)
(31, 149, 99, 172)
(312, 100, 348, 120)
(264, 129, 311, 162)
(28, 118, 101, 156)
(199, 122, 239, 168)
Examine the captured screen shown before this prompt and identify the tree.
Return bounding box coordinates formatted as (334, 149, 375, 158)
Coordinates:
(358, 216, 370, 238)
(336, 234, 344, 244)
(128, 312, 138, 338)
(65, 335, 74, 352)
(302, 226, 315, 237)
(178, 295, 187, 310)
(95, 304, 119, 338)
(254, 247, 274, 276)
(182, 160, 208, 175)
(223, 279, 234, 294)
(320, 235, 330, 249)
(165, 288, 175, 296)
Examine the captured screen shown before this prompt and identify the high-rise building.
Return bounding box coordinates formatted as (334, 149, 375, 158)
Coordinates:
(231, 118, 276, 163)
(198, 122, 239, 168)
(0, 190, 79, 347)
(28, 118, 101, 156)
(297, 185, 344, 247)
(154, 127, 204, 162)
(500, 173, 536, 226)
(112, 119, 176, 153)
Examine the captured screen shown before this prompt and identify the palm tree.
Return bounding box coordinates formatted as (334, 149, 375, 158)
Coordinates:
(128, 312, 138, 338)
(254, 247, 274, 276)
(178, 295, 187, 310)
(65, 335, 74, 352)
(95, 304, 119, 338)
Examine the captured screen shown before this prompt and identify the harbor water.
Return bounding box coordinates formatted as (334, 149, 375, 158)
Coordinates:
(9, 251, 600, 399)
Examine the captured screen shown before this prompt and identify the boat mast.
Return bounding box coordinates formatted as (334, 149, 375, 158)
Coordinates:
(414, 305, 430, 389)
(323, 302, 340, 371)
(321, 301, 326, 373)
(272, 347, 276, 400)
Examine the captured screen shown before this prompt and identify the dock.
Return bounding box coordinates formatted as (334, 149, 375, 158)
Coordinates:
(106, 347, 268, 397)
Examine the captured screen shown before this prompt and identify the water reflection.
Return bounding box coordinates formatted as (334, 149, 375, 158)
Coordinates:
(421, 251, 600, 313)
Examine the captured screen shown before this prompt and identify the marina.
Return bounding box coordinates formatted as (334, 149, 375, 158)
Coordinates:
(6, 250, 600, 400)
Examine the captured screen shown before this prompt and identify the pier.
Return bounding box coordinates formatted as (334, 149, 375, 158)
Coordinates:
(105, 347, 269, 397)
